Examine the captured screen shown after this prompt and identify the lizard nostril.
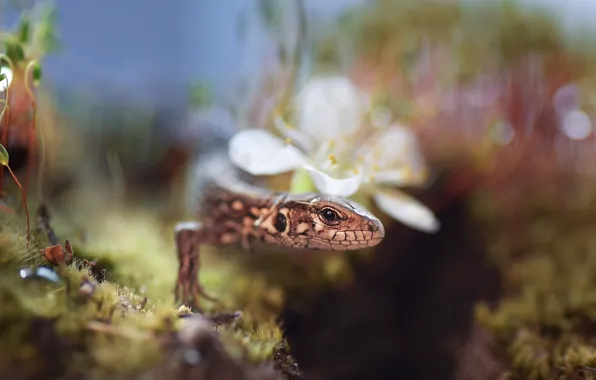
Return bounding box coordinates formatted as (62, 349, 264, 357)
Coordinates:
(365, 220, 385, 248)
(372, 221, 385, 238)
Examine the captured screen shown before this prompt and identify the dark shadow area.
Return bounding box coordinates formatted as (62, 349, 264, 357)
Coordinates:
(281, 174, 502, 380)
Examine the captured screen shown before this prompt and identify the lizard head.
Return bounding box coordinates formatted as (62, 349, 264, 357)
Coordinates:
(257, 194, 385, 251)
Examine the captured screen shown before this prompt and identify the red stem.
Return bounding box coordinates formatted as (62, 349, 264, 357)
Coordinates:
(25, 99, 36, 204)
(0, 105, 8, 195)
(7, 164, 30, 244)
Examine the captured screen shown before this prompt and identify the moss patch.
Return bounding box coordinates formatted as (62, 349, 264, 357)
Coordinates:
(0, 198, 297, 378)
(472, 177, 596, 380)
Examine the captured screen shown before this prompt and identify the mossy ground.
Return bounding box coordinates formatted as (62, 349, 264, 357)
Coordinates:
(6, 1, 596, 378)
(0, 177, 314, 378)
(470, 174, 596, 380)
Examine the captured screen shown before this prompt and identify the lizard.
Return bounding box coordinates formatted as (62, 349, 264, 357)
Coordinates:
(174, 126, 385, 311)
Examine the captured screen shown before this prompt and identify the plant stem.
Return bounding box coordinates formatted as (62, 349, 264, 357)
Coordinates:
(1, 105, 8, 195)
(25, 61, 43, 206)
(289, 167, 315, 194)
(0, 55, 14, 196)
(6, 164, 30, 244)
(26, 99, 36, 202)
(282, 0, 307, 107)
(266, 0, 307, 129)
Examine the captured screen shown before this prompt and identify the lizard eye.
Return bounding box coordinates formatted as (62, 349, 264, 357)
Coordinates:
(274, 212, 287, 232)
(319, 207, 341, 224)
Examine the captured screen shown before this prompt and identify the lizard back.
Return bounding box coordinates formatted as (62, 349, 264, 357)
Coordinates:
(186, 132, 278, 246)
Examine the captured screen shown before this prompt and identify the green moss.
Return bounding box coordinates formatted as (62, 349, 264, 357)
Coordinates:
(472, 178, 596, 379)
(0, 4, 301, 378)
(0, 199, 293, 378)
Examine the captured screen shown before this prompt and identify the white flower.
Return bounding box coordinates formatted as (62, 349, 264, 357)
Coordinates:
(228, 75, 440, 233)
(294, 75, 363, 144)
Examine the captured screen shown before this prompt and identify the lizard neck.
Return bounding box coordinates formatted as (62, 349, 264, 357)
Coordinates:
(190, 144, 285, 247)
(198, 181, 279, 246)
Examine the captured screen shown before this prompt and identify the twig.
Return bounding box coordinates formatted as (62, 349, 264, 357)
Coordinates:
(36, 203, 59, 245)
(205, 311, 243, 326)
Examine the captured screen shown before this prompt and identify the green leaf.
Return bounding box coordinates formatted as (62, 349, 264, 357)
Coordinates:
(36, 5, 61, 54)
(18, 14, 31, 43)
(0, 143, 9, 166)
(0, 74, 6, 82)
(4, 40, 25, 63)
(32, 62, 43, 86)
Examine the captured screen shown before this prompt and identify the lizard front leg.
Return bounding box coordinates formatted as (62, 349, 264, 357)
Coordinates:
(174, 221, 218, 311)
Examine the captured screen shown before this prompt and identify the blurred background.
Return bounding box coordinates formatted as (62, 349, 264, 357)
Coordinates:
(4, 0, 596, 379)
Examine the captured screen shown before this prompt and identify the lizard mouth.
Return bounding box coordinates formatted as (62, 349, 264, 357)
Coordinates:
(366, 216, 385, 243)
(366, 222, 385, 248)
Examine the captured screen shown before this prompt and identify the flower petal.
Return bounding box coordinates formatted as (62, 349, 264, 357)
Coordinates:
(372, 188, 440, 233)
(304, 165, 363, 197)
(358, 124, 428, 186)
(295, 75, 363, 143)
(273, 113, 316, 153)
(229, 130, 306, 175)
(370, 169, 425, 186)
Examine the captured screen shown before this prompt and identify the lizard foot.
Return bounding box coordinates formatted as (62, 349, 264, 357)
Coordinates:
(174, 221, 218, 312)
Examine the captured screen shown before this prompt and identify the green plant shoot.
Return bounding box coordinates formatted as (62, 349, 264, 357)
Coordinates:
(0, 143, 8, 166)
(32, 62, 42, 86)
(289, 167, 316, 194)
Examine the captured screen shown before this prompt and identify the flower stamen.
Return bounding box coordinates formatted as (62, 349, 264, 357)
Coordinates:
(328, 154, 338, 166)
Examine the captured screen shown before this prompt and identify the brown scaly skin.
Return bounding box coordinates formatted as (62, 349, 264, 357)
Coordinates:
(174, 150, 385, 311)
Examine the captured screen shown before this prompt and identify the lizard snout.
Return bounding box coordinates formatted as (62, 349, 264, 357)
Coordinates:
(366, 219, 385, 247)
